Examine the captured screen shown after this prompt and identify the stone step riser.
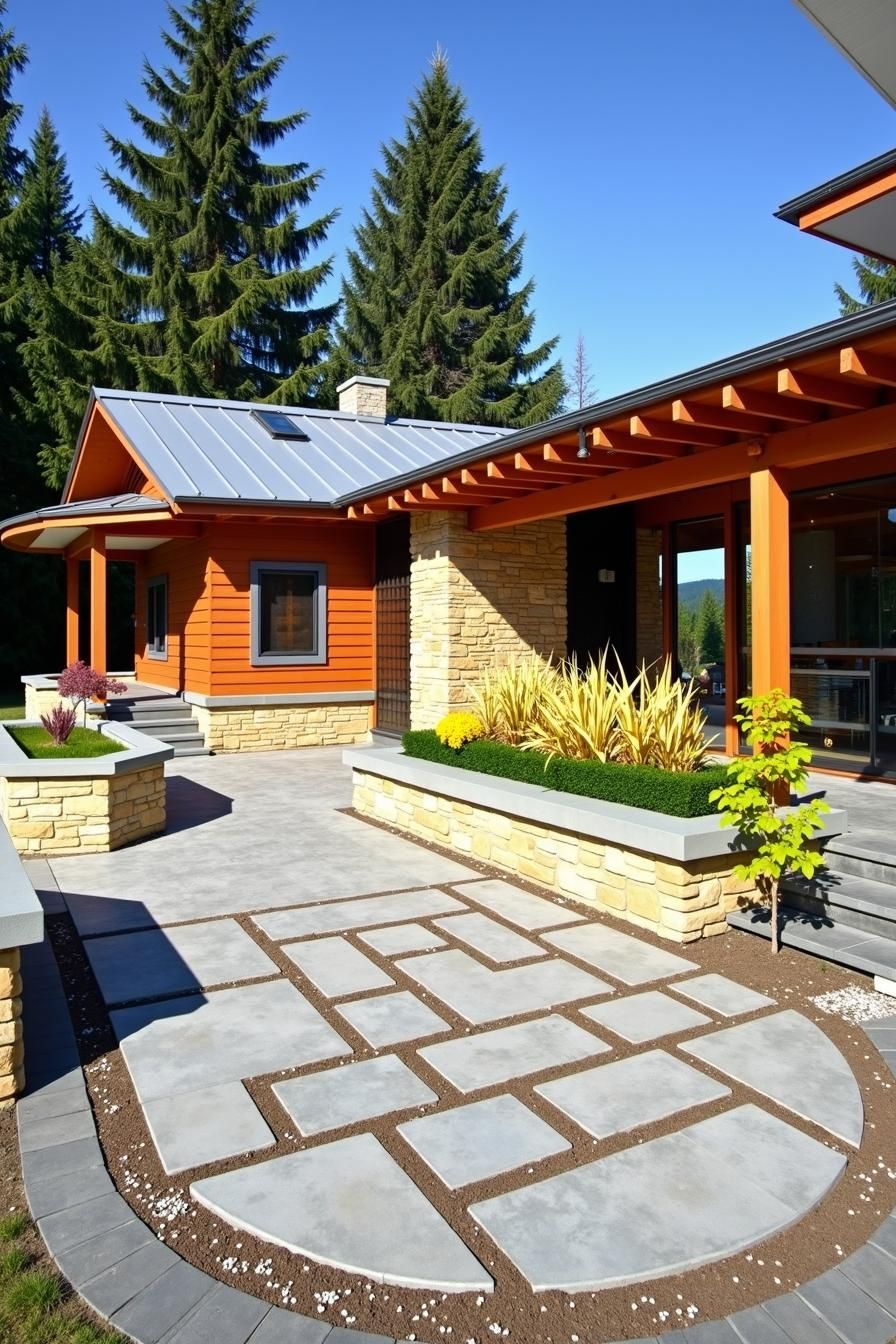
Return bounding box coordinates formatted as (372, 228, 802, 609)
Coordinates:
(727, 907, 896, 981)
(126, 722, 201, 740)
(107, 707, 192, 721)
(825, 850, 896, 888)
(780, 886, 896, 941)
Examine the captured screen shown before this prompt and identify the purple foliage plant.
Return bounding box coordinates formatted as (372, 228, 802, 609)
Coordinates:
(56, 661, 128, 726)
(40, 704, 77, 748)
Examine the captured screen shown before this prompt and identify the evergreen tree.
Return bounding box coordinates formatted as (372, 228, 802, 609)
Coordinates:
(91, 0, 337, 402)
(836, 255, 896, 314)
(9, 107, 82, 278)
(0, 0, 25, 214)
(334, 51, 564, 426)
(696, 589, 725, 665)
(677, 605, 701, 678)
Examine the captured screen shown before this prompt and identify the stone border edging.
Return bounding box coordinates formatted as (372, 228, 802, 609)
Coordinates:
(17, 913, 896, 1344)
(0, 720, 174, 777)
(0, 823, 43, 948)
(343, 746, 847, 865)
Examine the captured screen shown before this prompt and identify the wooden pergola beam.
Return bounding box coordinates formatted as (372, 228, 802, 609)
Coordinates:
(840, 345, 896, 387)
(545, 443, 648, 471)
(594, 427, 684, 458)
(459, 468, 531, 494)
(672, 398, 770, 436)
(630, 416, 728, 449)
(777, 367, 876, 410)
(722, 384, 820, 423)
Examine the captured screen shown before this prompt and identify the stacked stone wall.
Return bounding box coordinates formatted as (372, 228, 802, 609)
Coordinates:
(353, 768, 755, 944)
(0, 765, 165, 855)
(192, 702, 371, 753)
(409, 511, 567, 730)
(0, 949, 22, 1109)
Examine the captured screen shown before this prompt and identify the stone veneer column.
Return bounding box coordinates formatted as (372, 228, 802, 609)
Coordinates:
(0, 949, 23, 1108)
(409, 511, 567, 730)
(635, 526, 664, 668)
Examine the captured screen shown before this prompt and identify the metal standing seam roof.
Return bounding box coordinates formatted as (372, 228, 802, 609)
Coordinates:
(86, 389, 510, 508)
(1, 493, 167, 531)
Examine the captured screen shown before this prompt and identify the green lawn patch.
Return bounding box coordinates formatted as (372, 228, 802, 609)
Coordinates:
(5, 726, 124, 761)
(0, 698, 25, 720)
(0, 1215, 122, 1343)
(402, 731, 728, 818)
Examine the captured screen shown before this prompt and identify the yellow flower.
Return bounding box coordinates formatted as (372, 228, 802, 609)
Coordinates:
(435, 712, 484, 750)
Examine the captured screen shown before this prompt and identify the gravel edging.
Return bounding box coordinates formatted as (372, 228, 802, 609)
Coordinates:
(16, 928, 896, 1344)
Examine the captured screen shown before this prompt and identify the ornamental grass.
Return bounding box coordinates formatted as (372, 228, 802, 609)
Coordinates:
(465, 650, 708, 774)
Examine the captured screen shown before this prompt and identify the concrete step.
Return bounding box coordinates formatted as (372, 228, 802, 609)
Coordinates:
(781, 872, 896, 939)
(127, 720, 201, 740)
(825, 830, 896, 888)
(727, 905, 896, 981)
(170, 745, 212, 758)
(107, 705, 192, 722)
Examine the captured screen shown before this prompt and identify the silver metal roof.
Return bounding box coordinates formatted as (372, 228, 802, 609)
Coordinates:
(3, 493, 165, 529)
(88, 389, 509, 507)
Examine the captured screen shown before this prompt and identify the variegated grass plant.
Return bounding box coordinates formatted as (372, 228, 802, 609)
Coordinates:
(467, 650, 708, 773)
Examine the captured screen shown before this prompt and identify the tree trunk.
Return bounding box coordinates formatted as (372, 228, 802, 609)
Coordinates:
(770, 879, 780, 954)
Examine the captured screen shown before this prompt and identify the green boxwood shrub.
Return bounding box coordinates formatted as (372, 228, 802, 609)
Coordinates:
(401, 730, 728, 818)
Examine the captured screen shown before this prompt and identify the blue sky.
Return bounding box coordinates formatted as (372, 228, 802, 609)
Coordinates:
(8, 0, 895, 412)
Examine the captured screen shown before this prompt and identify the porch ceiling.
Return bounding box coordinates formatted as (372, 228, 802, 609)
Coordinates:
(776, 149, 896, 266)
(348, 310, 896, 530)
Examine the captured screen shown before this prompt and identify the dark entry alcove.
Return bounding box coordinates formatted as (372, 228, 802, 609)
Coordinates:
(567, 504, 636, 673)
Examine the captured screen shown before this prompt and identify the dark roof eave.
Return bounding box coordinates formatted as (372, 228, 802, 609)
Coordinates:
(336, 296, 896, 507)
(776, 146, 896, 224)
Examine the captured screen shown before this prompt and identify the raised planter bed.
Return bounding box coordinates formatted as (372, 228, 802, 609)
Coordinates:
(344, 746, 848, 944)
(0, 719, 173, 856)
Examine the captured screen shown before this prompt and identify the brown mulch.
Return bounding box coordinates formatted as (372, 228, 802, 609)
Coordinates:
(37, 826, 896, 1344)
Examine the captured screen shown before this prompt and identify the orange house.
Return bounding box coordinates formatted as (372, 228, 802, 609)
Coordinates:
(6, 2, 896, 772)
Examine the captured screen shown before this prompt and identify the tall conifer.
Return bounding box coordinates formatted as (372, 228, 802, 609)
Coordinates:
(836, 255, 896, 313)
(334, 52, 563, 426)
(92, 0, 337, 401)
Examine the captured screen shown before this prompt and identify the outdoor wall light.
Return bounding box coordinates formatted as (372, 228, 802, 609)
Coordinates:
(577, 426, 591, 459)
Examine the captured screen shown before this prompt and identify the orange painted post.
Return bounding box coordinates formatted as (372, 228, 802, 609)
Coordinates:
(65, 557, 80, 664)
(89, 532, 107, 676)
(749, 468, 790, 700)
(723, 500, 739, 756)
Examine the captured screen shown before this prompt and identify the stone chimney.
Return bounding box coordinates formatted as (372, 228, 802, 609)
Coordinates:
(337, 375, 390, 419)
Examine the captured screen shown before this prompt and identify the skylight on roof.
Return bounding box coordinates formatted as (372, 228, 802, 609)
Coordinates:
(251, 409, 310, 441)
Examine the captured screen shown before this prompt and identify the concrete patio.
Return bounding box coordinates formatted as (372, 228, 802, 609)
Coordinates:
(16, 747, 896, 1342)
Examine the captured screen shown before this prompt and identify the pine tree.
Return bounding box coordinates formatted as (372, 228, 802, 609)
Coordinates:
(696, 589, 725, 665)
(91, 0, 337, 402)
(334, 51, 564, 426)
(836, 254, 896, 313)
(0, 0, 25, 215)
(9, 107, 82, 278)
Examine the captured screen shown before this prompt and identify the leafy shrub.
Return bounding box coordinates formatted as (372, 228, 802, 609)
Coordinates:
(435, 712, 484, 750)
(57, 661, 128, 726)
(402, 730, 728, 818)
(39, 704, 76, 747)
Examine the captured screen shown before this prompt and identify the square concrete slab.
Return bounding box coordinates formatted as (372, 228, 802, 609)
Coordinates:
(433, 912, 548, 964)
(542, 923, 698, 985)
(281, 937, 395, 997)
(192, 1133, 493, 1292)
(336, 990, 451, 1048)
(143, 1081, 276, 1174)
(535, 1049, 731, 1139)
(672, 973, 776, 1018)
(359, 924, 447, 956)
(112, 979, 351, 1104)
(273, 1055, 437, 1136)
(397, 1093, 570, 1189)
(451, 879, 585, 931)
(83, 918, 279, 1008)
(253, 889, 467, 941)
(418, 1014, 611, 1093)
(395, 948, 613, 1025)
(580, 990, 711, 1043)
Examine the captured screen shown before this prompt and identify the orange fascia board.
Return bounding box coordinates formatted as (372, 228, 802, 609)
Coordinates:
(798, 166, 896, 231)
(467, 400, 896, 531)
(1, 509, 178, 553)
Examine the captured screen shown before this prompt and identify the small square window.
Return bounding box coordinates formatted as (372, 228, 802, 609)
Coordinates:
(251, 562, 326, 666)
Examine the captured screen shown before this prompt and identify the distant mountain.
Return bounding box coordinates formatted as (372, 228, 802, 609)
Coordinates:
(678, 577, 724, 611)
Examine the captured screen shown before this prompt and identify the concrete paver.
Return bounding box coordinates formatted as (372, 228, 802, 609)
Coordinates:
(358, 924, 446, 956)
(335, 990, 451, 1048)
(418, 1014, 610, 1093)
(671, 972, 776, 1018)
(282, 936, 395, 997)
(273, 1055, 437, 1136)
(580, 989, 711, 1042)
(450, 878, 585, 930)
(397, 1093, 569, 1188)
(253, 889, 467, 941)
(542, 922, 699, 985)
(143, 1081, 276, 1174)
(432, 911, 548, 963)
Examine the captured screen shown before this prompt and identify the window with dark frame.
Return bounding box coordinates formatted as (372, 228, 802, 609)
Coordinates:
(250, 562, 327, 666)
(147, 575, 168, 660)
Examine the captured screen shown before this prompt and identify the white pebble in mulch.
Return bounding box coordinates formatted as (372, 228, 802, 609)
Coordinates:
(810, 986, 895, 1025)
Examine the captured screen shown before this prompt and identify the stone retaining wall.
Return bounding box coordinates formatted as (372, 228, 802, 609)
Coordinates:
(0, 949, 23, 1109)
(353, 768, 756, 943)
(23, 680, 64, 721)
(0, 764, 166, 856)
(191, 702, 372, 753)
